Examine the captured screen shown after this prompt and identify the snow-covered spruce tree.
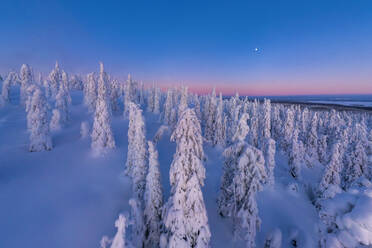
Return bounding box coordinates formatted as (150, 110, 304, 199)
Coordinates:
(50, 109, 62, 131)
(43, 79, 52, 99)
(218, 113, 250, 217)
(231, 144, 267, 246)
(123, 74, 134, 118)
(80, 121, 90, 138)
(282, 107, 294, 152)
(91, 63, 116, 152)
(317, 142, 342, 199)
(1, 71, 17, 103)
(318, 135, 329, 165)
(19, 64, 33, 107)
(125, 102, 147, 200)
(110, 79, 120, 112)
(205, 88, 217, 143)
(69, 74, 83, 91)
(48, 61, 62, 98)
(129, 198, 144, 247)
(248, 100, 259, 147)
(147, 83, 155, 112)
(162, 108, 210, 248)
(288, 126, 302, 179)
(343, 125, 369, 188)
(144, 141, 163, 248)
(84, 72, 97, 113)
(177, 85, 188, 118)
(54, 71, 71, 125)
(213, 92, 226, 146)
(111, 214, 127, 248)
(271, 105, 282, 140)
(27, 87, 52, 152)
(153, 87, 161, 114)
(163, 88, 173, 125)
(194, 95, 202, 121)
(262, 98, 271, 140)
(305, 112, 319, 166)
(263, 138, 276, 186)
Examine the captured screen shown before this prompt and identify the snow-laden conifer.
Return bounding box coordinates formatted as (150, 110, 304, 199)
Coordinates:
(163, 88, 173, 125)
(282, 107, 294, 152)
(129, 198, 144, 247)
(144, 141, 163, 248)
(27, 87, 52, 152)
(177, 85, 188, 118)
(109, 79, 120, 112)
(162, 108, 210, 248)
(305, 112, 319, 166)
(205, 88, 217, 143)
(20, 64, 33, 107)
(2, 71, 17, 102)
(288, 126, 302, 179)
(84, 72, 97, 113)
(213, 92, 225, 146)
(263, 138, 276, 186)
(50, 109, 62, 131)
(318, 142, 342, 199)
(111, 214, 127, 248)
(91, 63, 115, 152)
(54, 71, 71, 125)
(48, 62, 62, 98)
(125, 102, 147, 200)
(80, 121, 90, 138)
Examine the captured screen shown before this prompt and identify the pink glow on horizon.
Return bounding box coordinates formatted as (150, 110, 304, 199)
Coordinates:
(155, 80, 372, 96)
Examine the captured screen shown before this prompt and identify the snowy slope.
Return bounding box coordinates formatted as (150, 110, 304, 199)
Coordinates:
(0, 90, 331, 248)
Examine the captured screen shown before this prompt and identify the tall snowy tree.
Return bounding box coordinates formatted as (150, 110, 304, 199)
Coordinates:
(282, 107, 295, 152)
(288, 126, 302, 179)
(177, 85, 188, 118)
(163, 88, 174, 125)
(125, 102, 147, 200)
(162, 108, 210, 248)
(1, 71, 17, 103)
(144, 141, 163, 248)
(109, 79, 120, 112)
(27, 87, 52, 152)
(263, 138, 276, 186)
(205, 88, 217, 143)
(129, 198, 145, 247)
(91, 63, 116, 152)
(318, 142, 342, 199)
(19, 64, 33, 107)
(84, 72, 97, 113)
(48, 61, 62, 98)
(54, 71, 71, 125)
(305, 112, 319, 166)
(213, 92, 226, 146)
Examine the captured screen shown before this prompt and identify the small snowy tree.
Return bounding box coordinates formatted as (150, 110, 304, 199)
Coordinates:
(27, 88, 52, 152)
(318, 142, 342, 199)
(80, 121, 90, 138)
(111, 214, 127, 248)
(144, 141, 163, 248)
(262, 99, 271, 140)
(50, 109, 62, 131)
(231, 145, 267, 247)
(91, 63, 116, 152)
(282, 107, 294, 152)
(162, 108, 211, 248)
(163, 88, 174, 125)
(129, 198, 144, 247)
(305, 112, 319, 166)
(54, 71, 71, 125)
(84, 72, 97, 113)
(48, 61, 62, 98)
(109, 79, 120, 112)
(177, 85, 188, 118)
(213, 92, 225, 146)
(19, 64, 33, 107)
(205, 88, 217, 143)
(1, 71, 17, 102)
(288, 126, 302, 179)
(263, 138, 276, 186)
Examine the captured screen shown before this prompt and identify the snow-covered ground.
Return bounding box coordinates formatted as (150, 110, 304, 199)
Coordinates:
(1, 87, 372, 247)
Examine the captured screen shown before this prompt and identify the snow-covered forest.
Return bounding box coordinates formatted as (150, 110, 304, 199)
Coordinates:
(1, 63, 372, 248)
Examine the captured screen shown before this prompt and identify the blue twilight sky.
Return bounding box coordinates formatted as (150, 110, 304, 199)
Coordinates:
(1, 0, 372, 95)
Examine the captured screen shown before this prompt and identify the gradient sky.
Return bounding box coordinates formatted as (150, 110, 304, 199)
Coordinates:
(1, 0, 372, 95)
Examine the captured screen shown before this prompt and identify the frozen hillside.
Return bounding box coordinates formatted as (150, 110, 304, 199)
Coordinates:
(0, 63, 372, 248)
